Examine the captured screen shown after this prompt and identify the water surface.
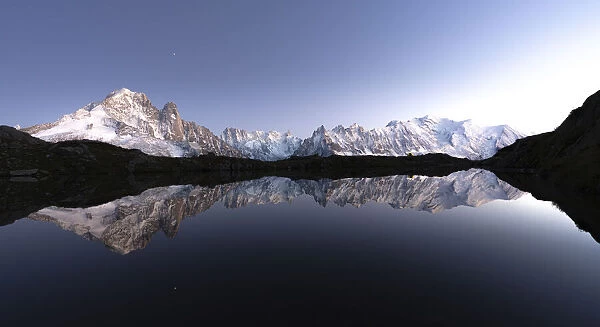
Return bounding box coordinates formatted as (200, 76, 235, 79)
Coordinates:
(1, 169, 599, 326)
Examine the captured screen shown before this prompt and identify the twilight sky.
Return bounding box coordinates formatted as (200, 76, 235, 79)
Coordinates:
(1, 0, 599, 137)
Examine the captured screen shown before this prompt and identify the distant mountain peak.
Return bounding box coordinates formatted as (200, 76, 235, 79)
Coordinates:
(22, 88, 241, 158)
(162, 102, 178, 112)
(106, 88, 136, 98)
(295, 116, 525, 160)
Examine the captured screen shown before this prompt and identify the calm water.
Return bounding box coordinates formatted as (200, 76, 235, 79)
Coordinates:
(1, 169, 600, 326)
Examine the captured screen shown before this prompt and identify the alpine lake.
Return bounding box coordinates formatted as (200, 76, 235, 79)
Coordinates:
(1, 169, 599, 326)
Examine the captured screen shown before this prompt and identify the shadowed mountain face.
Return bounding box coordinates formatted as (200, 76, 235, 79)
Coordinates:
(27, 169, 521, 254)
(484, 89, 600, 193)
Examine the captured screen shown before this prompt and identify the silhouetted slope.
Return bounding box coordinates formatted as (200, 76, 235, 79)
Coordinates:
(484, 89, 600, 193)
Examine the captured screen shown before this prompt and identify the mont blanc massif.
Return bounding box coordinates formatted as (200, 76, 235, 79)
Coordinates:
(22, 88, 525, 161)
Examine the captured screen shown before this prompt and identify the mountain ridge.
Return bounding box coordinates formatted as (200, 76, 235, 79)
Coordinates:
(295, 116, 525, 160)
(21, 88, 524, 160)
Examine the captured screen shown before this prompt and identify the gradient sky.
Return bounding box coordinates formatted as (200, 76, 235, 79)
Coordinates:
(1, 0, 599, 137)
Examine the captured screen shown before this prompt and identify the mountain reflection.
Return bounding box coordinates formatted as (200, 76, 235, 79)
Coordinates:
(28, 169, 522, 254)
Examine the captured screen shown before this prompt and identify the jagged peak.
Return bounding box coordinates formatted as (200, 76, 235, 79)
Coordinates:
(222, 126, 240, 133)
(332, 124, 345, 132)
(162, 102, 178, 112)
(100, 88, 155, 116)
(315, 125, 327, 134)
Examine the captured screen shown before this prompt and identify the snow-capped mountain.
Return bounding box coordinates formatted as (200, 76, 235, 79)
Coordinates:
(20, 88, 524, 160)
(28, 169, 522, 254)
(22, 88, 241, 157)
(294, 116, 525, 160)
(221, 128, 302, 161)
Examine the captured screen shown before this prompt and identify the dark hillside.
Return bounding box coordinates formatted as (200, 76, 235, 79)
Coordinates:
(484, 90, 600, 193)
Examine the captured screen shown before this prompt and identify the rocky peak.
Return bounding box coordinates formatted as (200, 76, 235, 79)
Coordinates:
(159, 102, 185, 141)
(315, 125, 327, 135)
(102, 88, 154, 111)
(332, 125, 345, 133)
(347, 123, 365, 133)
(100, 89, 161, 137)
(222, 127, 248, 143)
(161, 101, 178, 113)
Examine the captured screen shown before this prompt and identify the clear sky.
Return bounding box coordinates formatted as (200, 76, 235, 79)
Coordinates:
(1, 0, 599, 137)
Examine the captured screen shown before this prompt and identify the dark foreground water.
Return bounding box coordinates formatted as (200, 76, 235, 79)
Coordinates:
(1, 169, 599, 326)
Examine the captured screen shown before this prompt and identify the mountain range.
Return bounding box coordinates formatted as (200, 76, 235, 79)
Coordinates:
(294, 117, 523, 160)
(20, 88, 525, 160)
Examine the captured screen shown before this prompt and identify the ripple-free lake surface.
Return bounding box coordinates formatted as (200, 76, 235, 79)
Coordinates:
(1, 170, 599, 326)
